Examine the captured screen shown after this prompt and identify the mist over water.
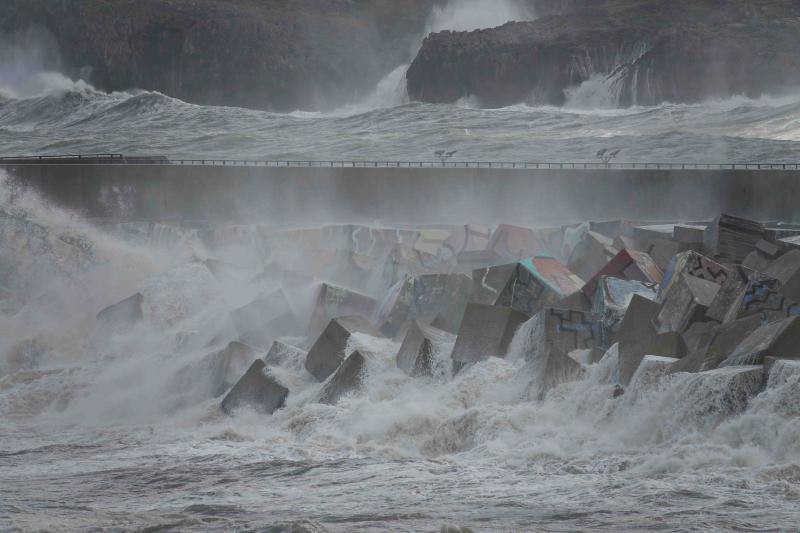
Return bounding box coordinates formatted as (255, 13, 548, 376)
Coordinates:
(1, 83, 800, 162)
(1, 4, 800, 530)
(342, 0, 536, 112)
(1, 169, 800, 530)
(0, 5, 798, 163)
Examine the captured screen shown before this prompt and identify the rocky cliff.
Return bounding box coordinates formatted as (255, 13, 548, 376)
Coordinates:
(407, 0, 800, 107)
(0, 0, 438, 111)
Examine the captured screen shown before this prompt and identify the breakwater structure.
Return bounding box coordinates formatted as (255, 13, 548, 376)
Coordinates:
(2, 154, 800, 227)
(3, 153, 800, 532)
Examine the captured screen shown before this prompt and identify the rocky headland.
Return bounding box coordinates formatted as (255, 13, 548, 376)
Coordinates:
(407, 0, 800, 107)
(0, 0, 438, 111)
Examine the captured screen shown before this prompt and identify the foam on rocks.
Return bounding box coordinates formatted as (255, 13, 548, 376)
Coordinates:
(95, 292, 144, 336)
(305, 316, 383, 382)
(317, 350, 371, 405)
(205, 341, 259, 397)
(220, 360, 289, 415)
(397, 321, 455, 377)
(721, 316, 800, 366)
(75, 211, 790, 445)
(264, 340, 308, 369)
(450, 303, 528, 366)
(231, 289, 298, 347)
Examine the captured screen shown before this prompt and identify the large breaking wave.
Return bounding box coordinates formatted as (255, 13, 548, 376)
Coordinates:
(1, 80, 800, 162)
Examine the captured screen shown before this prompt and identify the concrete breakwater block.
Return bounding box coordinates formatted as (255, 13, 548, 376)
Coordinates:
(722, 275, 800, 324)
(231, 289, 298, 347)
(658, 250, 731, 302)
(396, 321, 455, 377)
(305, 316, 382, 382)
(450, 303, 528, 365)
(762, 249, 800, 302)
(722, 316, 800, 366)
(763, 356, 800, 385)
(523, 307, 600, 362)
(706, 264, 755, 323)
(673, 224, 707, 245)
(567, 230, 619, 281)
(471, 263, 517, 305)
(494, 255, 584, 317)
(541, 348, 586, 393)
(653, 273, 720, 334)
(487, 223, 547, 261)
(677, 366, 765, 421)
(207, 341, 259, 397)
(592, 276, 656, 346)
(376, 273, 472, 337)
(95, 292, 144, 335)
(616, 235, 679, 273)
(668, 315, 763, 374)
(582, 248, 662, 299)
(628, 355, 679, 393)
(518, 307, 600, 394)
(703, 213, 765, 264)
(171, 341, 258, 400)
(220, 359, 289, 415)
(318, 350, 371, 405)
(309, 283, 377, 336)
(381, 243, 443, 288)
(455, 249, 504, 271)
(743, 239, 784, 272)
(615, 294, 660, 385)
(264, 340, 308, 368)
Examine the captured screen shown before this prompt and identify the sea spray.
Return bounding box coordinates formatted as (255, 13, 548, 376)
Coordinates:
(1, 174, 799, 531)
(346, 0, 536, 112)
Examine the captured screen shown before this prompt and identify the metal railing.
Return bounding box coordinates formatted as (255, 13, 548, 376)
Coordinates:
(0, 154, 798, 170)
(0, 154, 125, 162)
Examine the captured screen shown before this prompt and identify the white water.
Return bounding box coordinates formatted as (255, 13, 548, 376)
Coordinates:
(1, 173, 799, 531)
(351, 0, 536, 111)
(1, 14, 799, 162)
(564, 74, 624, 110)
(2, 67, 798, 162)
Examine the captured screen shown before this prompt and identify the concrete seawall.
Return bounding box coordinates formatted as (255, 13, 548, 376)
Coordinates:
(2, 163, 799, 226)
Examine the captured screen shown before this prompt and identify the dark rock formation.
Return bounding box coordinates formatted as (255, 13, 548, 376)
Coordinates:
(407, 0, 800, 108)
(0, 0, 438, 111)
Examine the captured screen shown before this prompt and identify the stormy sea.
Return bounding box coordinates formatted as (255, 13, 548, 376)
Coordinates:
(2, 1, 800, 532)
(1, 174, 799, 531)
(1, 73, 800, 163)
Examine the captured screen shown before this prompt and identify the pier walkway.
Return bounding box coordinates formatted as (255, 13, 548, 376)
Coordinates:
(2, 154, 799, 226)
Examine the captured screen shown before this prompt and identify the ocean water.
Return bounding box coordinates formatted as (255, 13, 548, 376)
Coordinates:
(1, 172, 800, 532)
(0, 72, 799, 163)
(2, 0, 800, 526)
